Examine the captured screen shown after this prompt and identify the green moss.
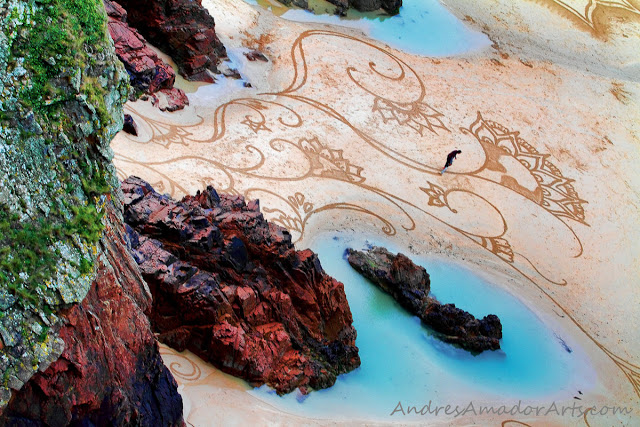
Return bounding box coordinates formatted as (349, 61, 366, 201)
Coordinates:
(0, 0, 116, 310)
(82, 76, 110, 124)
(14, 0, 109, 117)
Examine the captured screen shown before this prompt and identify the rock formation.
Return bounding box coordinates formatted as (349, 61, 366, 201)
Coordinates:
(347, 247, 502, 353)
(2, 201, 184, 426)
(0, 0, 183, 421)
(115, 0, 227, 82)
(104, 0, 189, 111)
(122, 177, 361, 394)
(285, 0, 402, 16)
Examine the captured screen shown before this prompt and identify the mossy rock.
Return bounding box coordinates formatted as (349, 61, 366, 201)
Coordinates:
(0, 0, 129, 408)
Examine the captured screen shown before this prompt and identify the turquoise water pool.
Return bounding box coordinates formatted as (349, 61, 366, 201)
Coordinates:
(245, 0, 491, 56)
(248, 233, 593, 420)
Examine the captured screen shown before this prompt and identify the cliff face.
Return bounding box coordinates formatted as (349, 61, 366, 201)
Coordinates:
(0, 0, 182, 422)
(123, 177, 361, 394)
(3, 200, 183, 425)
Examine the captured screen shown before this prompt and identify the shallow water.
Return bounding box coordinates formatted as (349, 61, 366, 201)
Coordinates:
(245, 0, 491, 56)
(248, 233, 594, 420)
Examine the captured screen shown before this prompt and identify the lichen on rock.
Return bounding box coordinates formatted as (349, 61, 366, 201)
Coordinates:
(0, 0, 129, 409)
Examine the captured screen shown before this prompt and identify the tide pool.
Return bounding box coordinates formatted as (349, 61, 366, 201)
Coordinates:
(248, 233, 594, 420)
(245, 0, 491, 56)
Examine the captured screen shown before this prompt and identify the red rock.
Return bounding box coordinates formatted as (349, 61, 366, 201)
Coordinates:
(154, 88, 190, 112)
(105, 1, 176, 94)
(123, 177, 360, 394)
(3, 201, 184, 425)
(115, 0, 227, 81)
(104, 0, 127, 21)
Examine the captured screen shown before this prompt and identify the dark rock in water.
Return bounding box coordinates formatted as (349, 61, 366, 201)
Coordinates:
(346, 246, 502, 353)
(279, 0, 309, 8)
(349, 0, 382, 12)
(423, 304, 502, 353)
(115, 0, 228, 82)
(381, 0, 402, 15)
(123, 113, 138, 135)
(244, 50, 269, 62)
(122, 177, 360, 395)
(3, 202, 184, 425)
(324, 0, 401, 15)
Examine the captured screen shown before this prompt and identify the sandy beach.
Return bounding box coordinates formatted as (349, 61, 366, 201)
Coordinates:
(111, 0, 640, 424)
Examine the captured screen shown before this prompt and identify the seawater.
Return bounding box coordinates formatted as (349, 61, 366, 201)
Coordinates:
(248, 233, 593, 420)
(245, 0, 491, 56)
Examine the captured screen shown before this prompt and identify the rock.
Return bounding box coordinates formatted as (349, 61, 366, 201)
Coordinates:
(152, 88, 190, 112)
(349, 0, 381, 12)
(381, 0, 402, 15)
(310, 0, 401, 15)
(244, 50, 269, 62)
(104, 0, 127, 20)
(104, 0, 190, 111)
(122, 177, 360, 394)
(347, 246, 502, 353)
(123, 113, 138, 135)
(2, 202, 184, 425)
(115, 0, 227, 81)
(105, 1, 176, 93)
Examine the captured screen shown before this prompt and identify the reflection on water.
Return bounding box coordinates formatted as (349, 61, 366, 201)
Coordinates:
(248, 233, 594, 420)
(245, 0, 491, 56)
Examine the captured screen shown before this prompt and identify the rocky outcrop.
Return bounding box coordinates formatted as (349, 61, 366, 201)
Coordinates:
(2, 201, 184, 426)
(105, 0, 189, 111)
(1, 0, 183, 421)
(350, 0, 402, 14)
(115, 0, 227, 82)
(122, 177, 360, 394)
(346, 247, 502, 353)
(150, 88, 190, 113)
(294, 0, 401, 16)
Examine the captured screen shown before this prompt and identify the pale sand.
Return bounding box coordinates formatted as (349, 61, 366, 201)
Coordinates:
(112, 0, 640, 424)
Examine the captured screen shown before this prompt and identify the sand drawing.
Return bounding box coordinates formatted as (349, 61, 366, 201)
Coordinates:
(112, 29, 640, 399)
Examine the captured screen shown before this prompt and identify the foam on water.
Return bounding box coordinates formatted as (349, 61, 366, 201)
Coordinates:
(245, 0, 491, 56)
(248, 233, 595, 420)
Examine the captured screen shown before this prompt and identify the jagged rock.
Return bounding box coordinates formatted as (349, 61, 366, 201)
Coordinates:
(346, 246, 502, 353)
(115, 0, 227, 82)
(105, 0, 175, 93)
(151, 88, 190, 112)
(381, 0, 401, 15)
(301, 0, 401, 15)
(105, 0, 189, 111)
(122, 177, 360, 394)
(123, 113, 138, 135)
(2, 201, 184, 426)
(244, 50, 269, 62)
